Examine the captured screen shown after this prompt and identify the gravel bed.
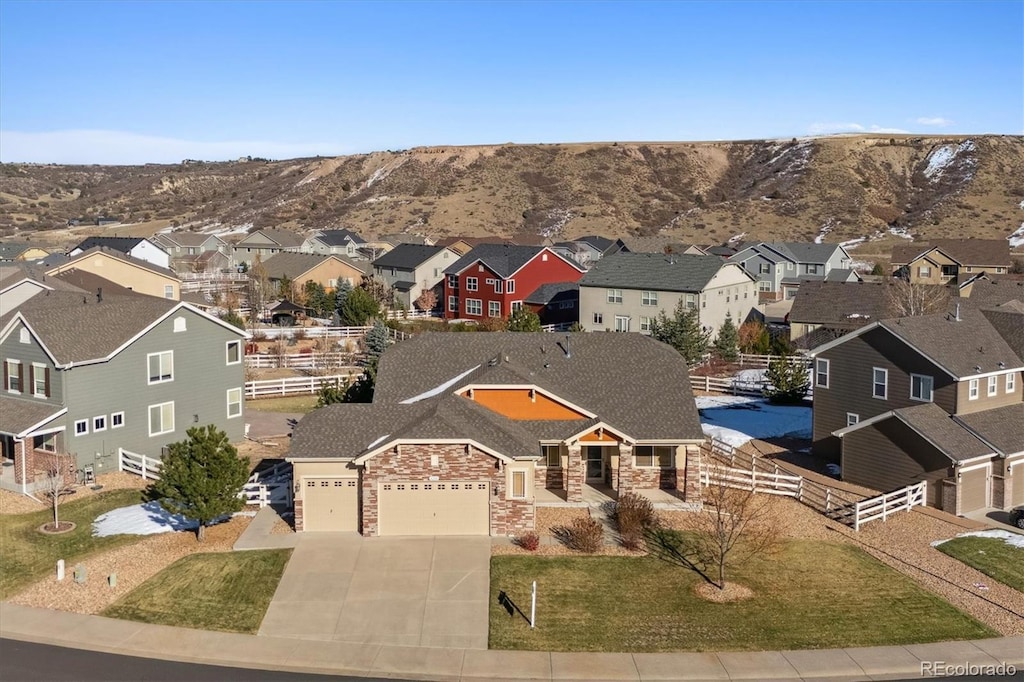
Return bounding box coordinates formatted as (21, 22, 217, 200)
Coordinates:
(0, 472, 146, 516)
(9, 515, 251, 615)
(494, 507, 644, 557)
(270, 515, 295, 535)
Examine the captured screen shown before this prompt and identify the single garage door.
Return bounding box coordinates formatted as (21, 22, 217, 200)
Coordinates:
(1014, 466, 1024, 506)
(379, 481, 489, 536)
(959, 467, 989, 514)
(304, 478, 359, 531)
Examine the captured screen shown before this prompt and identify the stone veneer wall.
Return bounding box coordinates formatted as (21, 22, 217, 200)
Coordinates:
(360, 443, 533, 536)
(566, 444, 583, 502)
(294, 499, 304, 531)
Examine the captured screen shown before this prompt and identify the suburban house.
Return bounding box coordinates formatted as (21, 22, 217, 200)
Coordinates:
(0, 243, 51, 263)
(621, 237, 707, 256)
(287, 332, 705, 535)
(578, 252, 756, 336)
(69, 237, 171, 270)
(891, 239, 1012, 284)
(152, 232, 231, 273)
(524, 282, 579, 327)
(262, 253, 370, 296)
(435, 237, 507, 257)
(789, 280, 894, 346)
(0, 289, 248, 493)
(0, 264, 90, 317)
(370, 244, 457, 310)
(550, 236, 626, 268)
(728, 242, 855, 302)
(810, 301, 1024, 515)
(233, 228, 305, 265)
(442, 245, 586, 321)
(46, 247, 181, 300)
(301, 229, 367, 259)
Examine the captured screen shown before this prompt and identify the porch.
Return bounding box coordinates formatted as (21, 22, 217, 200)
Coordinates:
(534, 483, 698, 511)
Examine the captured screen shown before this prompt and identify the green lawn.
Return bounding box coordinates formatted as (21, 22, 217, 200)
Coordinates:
(246, 395, 319, 413)
(490, 540, 995, 652)
(936, 536, 1024, 592)
(0, 489, 145, 599)
(103, 549, 291, 633)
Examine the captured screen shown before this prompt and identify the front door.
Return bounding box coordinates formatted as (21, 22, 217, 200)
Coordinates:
(585, 446, 604, 481)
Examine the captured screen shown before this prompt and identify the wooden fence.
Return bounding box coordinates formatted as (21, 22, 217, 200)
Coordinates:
(688, 375, 766, 396)
(245, 374, 351, 399)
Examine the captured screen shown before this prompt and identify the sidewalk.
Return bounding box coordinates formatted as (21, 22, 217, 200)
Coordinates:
(1, 602, 1020, 681)
(233, 506, 299, 551)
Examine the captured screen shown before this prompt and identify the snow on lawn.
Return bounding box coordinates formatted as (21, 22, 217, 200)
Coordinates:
(92, 501, 199, 537)
(931, 529, 1024, 549)
(695, 395, 812, 447)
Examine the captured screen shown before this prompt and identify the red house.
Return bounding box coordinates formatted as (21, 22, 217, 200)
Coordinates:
(442, 244, 585, 321)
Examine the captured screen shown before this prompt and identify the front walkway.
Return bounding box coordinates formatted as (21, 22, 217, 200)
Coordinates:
(258, 534, 490, 650)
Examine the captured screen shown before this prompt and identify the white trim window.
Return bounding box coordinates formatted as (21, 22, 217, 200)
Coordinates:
(147, 351, 173, 384)
(872, 367, 887, 399)
(32, 363, 47, 397)
(640, 290, 658, 306)
(448, 295, 458, 312)
(815, 359, 830, 388)
(173, 316, 187, 333)
(639, 316, 652, 332)
(511, 300, 523, 312)
(164, 284, 174, 299)
(1008, 373, 1017, 394)
(111, 412, 125, 428)
(446, 274, 458, 289)
(19, 328, 29, 343)
(488, 301, 501, 318)
(968, 378, 979, 400)
(510, 469, 527, 499)
(910, 374, 934, 402)
(593, 312, 603, 325)
(74, 419, 89, 436)
(466, 277, 478, 292)
(493, 280, 503, 294)
(758, 262, 771, 274)
(758, 281, 772, 292)
(846, 413, 860, 427)
(93, 415, 106, 432)
(227, 387, 243, 418)
(5, 360, 22, 393)
(987, 375, 998, 397)
(634, 445, 673, 468)
(148, 401, 175, 437)
(614, 315, 630, 332)
(607, 288, 623, 304)
(465, 298, 482, 316)
(506, 279, 515, 293)
(226, 340, 241, 365)
(542, 445, 561, 468)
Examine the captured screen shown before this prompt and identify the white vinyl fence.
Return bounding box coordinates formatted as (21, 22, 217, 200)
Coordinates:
(244, 352, 362, 370)
(118, 448, 162, 480)
(689, 375, 766, 397)
(245, 374, 351, 399)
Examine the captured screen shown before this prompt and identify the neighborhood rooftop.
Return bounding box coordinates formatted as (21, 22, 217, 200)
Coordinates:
(443, 244, 572, 278)
(579, 252, 734, 293)
(262, 252, 369, 279)
(372, 244, 447, 270)
(890, 239, 1012, 267)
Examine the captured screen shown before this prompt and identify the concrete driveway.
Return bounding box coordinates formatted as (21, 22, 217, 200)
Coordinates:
(258, 535, 490, 649)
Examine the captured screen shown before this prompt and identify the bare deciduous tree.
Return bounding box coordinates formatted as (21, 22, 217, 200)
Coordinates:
(41, 462, 68, 531)
(246, 255, 270, 332)
(886, 280, 951, 317)
(415, 288, 437, 312)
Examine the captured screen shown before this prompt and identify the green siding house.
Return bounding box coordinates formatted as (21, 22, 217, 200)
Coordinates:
(0, 289, 248, 493)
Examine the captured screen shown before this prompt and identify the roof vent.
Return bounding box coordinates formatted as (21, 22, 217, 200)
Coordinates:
(954, 302, 961, 322)
(488, 356, 499, 367)
(564, 334, 571, 359)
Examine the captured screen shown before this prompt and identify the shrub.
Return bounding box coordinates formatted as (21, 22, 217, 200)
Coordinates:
(293, 326, 307, 341)
(515, 532, 540, 551)
(615, 492, 656, 542)
(557, 516, 604, 553)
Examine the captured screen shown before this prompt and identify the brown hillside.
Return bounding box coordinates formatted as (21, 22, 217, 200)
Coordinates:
(1, 135, 1022, 253)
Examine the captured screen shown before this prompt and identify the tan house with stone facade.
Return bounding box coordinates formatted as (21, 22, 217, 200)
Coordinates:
(288, 332, 705, 536)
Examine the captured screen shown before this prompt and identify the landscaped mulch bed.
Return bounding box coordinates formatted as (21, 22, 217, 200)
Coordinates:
(0, 472, 146, 516)
(9, 515, 251, 616)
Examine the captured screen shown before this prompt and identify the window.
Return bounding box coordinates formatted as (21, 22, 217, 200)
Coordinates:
(173, 316, 186, 333)
(558, 300, 574, 310)
(635, 445, 673, 468)
(34, 433, 56, 453)
(111, 412, 124, 428)
(75, 420, 88, 436)
(607, 289, 623, 304)
(511, 300, 523, 312)
(815, 359, 829, 388)
(641, 291, 658, 306)
(148, 401, 175, 436)
(872, 368, 887, 399)
(164, 284, 174, 299)
(226, 340, 241, 365)
(593, 312, 603, 325)
(968, 378, 979, 400)
(447, 274, 458, 289)
(1008, 373, 1017, 393)
(466, 277, 478, 292)
(510, 470, 527, 499)
(918, 265, 932, 278)
(640, 316, 652, 332)
(758, 263, 771, 274)
(19, 328, 29, 343)
(941, 264, 957, 277)
(227, 387, 242, 418)
(488, 301, 501, 317)
(493, 280, 503, 294)
(448, 295, 458, 312)
(805, 264, 820, 275)
(507, 279, 515, 293)
(987, 375, 998, 396)
(93, 415, 106, 432)
(846, 413, 860, 427)
(31, 363, 48, 397)
(147, 351, 173, 384)
(758, 281, 772, 292)
(5, 360, 22, 393)
(614, 315, 630, 332)
(910, 374, 933, 402)
(465, 299, 482, 316)
(542, 445, 561, 467)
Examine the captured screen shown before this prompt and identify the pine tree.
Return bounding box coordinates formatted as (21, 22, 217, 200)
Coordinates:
(713, 313, 739, 362)
(649, 301, 710, 366)
(338, 287, 380, 326)
(146, 426, 249, 541)
(507, 308, 542, 331)
(762, 356, 810, 404)
(334, 279, 353, 312)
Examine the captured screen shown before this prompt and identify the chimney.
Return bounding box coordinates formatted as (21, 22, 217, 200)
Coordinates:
(564, 334, 571, 359)
(96, 287, 103, 303)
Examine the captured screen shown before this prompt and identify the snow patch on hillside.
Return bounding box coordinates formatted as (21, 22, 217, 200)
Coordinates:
(923, 139, 976, 181)
(201, 222, 253, 237)
(814, 217, 839, 244)
(728, 232, 747, 244)
(1009, 223, 1024, 248)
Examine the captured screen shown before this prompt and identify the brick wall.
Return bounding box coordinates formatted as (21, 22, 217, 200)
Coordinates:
(13, 443, 74, 484)
(534, 464, 564, 489)
(294, 499, 304, 531)
(360, 443, 533, 536)
(566, 444, 583, 502)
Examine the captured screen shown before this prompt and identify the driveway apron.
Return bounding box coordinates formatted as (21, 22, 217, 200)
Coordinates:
(258, 535, 490, 650)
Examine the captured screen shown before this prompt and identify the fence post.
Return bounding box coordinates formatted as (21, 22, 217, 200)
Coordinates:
(825, 488, 831, 513)
(141, 454, 148, 481)
(854, 502, 861, 532)
(117, 448, 124, 472)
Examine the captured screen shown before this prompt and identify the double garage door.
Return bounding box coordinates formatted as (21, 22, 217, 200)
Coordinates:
(379, 481, 490, 536)
(304, 478, 359, 532)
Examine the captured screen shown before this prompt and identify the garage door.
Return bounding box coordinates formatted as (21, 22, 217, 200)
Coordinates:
(304, 478, 359, 532)
(959, 467, 989, 514)
(379, 481, 489, 536)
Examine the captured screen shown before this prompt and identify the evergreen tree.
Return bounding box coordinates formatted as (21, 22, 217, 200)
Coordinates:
(334, 279, 353, 312)
(343, 321, 389, 403)
(220, 309, 246, 330)
(649, 301, 710, 365)
(762, 356, 810, 404)
(713, 313, 740, 362)
(507, 308, 542, 332)
(303, 280, 332, 317)
(316, 376, 350, 407)
(146, 426, 249, 541)
(869, 262, 886, 276)
(338, 287, 380, 326)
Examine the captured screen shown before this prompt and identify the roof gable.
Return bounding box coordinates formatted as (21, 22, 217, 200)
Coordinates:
(443, 244, 582, 278)
(580, 252, 735, 292)
(372, 244, 448, 270)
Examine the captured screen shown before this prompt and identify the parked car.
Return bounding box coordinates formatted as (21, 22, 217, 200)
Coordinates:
(1010, 505, 1024, 530)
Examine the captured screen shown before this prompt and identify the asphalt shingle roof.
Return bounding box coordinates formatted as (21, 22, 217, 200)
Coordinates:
(524, 282, 579, 305)
(892, 404, 992, 462)
(891, 239, 1011, 267)
(443, 244, 555, 278)
(789, 281, 891, 328)
(315, 229, 365, 246)
(262, 253, 368, 280)
(579, 252, 737, 293)
(0, 242, 48, 260)
(253, 228, 305, 248)
(372, 244, 446, 271)
(72, 236, 148, 254)
(954, 404, 1024, 457)
(57, 247, 179, 279)
(0, 396, 65, 437)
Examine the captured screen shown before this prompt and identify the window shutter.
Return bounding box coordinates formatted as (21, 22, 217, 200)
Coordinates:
(29, 365, 34, 393)
(44, 368, 51, 397)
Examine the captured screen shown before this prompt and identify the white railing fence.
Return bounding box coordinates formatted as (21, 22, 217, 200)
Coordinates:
(245, 374, 352, 399)
(850, 481, 927, 531)
(689, 375, 766, 397)
(252, 326, 372, 340)
(700, 463, 803, 497)
(540, 322, 575, 332)
(244, 352, 363, 370)
(118, 448, 162, 480)
(385, 309, 440, 320)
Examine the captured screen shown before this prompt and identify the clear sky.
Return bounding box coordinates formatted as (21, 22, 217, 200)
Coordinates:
(1, 0, 1021, 164)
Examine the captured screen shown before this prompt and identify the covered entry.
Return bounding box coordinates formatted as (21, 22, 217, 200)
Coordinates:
(303, 477, 359, 531)
(379, 481, 490, 535)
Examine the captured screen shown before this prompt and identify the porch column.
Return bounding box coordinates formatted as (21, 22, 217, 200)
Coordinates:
(13, 440, 30, 484)
(618, 443, 633, 495)
(566, 443, 583, 503)
(682, 444, 702, 502)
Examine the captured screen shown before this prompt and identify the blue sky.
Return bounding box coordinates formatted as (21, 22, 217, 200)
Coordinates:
(1, 0, 1021, 164)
